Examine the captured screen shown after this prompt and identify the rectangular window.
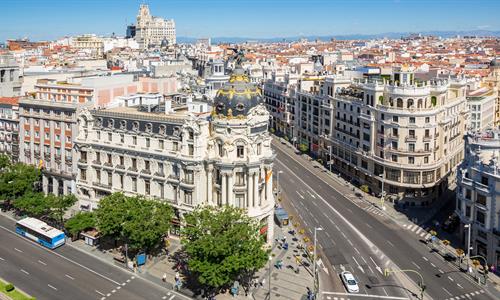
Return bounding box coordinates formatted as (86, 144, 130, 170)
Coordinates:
(184, 191, 193, 205)
(237, 145, 244, 158)
(392, 155, 397, 162)
(132, 177, 137, 192)
(145, 160, 150, 171)
(159, 140, 164, 149)
(476, 211, 485, 225)
(96, 152, 101, 163)
(392, 116, 398, 122)
(408, 157, 415, 164)
(409, 143, 415, 152)
(188, 144, 194, 156)
(96, 170, 101, 182)
(108, 172, 112, 186)
(80, 169, 86, 181)
(409, 117, 415, 124)
(173, 141, 178, 151)
(235, 194, 245, 208)
(361, 160, 368, 169)
(158, 163, 164, 175)
(257, 143, 262, 155)
(107, 153, 112, 164)
(477, 194, 487, 206)
(481, 176, 488, 185)
(145, 180, 150, 195)
(146, 138, 150, 147)
(392, 128, 398, 136)
(185, 170, 194, 184)
(108, 132, 112, 142)
(119, 155, 124, 166)
(81, 151, 87, 162)
(235, 172, 245, 186)
(119, 175, 124, 188)
(132, 158, 137, 169)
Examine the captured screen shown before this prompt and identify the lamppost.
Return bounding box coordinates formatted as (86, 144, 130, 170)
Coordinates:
(268, 255, 273, 300)
(313, 227, 323, 297)
(327, 145, 332, 173)
(464, 223, 472, 271)
(381, 167, 386, 210)
(276, 170, 284, 195)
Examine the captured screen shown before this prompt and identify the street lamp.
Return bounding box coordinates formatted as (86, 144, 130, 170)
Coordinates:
(276, 170, 284, 195)
(268, 255, 273, 300)
(464, 223, 472, 271)
(381, 167, 386, 211)
(313, 227, 323, 297)
(327, 146, 332, 173)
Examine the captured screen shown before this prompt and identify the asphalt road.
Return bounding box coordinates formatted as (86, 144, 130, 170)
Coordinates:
(273, 140, 493, 300)
(0, 216, 187, 300)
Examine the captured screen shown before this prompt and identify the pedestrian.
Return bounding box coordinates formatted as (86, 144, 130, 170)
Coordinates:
(175, 271, 180, 281)
(162, 273, 167, 282)
(283, 242, 289, 250)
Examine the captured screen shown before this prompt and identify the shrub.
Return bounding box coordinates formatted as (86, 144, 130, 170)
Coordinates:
(360, 185, 369, 193)
(5, 283, 15, 292)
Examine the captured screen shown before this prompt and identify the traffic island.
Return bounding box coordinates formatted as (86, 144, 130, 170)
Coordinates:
(0, 278, 34, 300)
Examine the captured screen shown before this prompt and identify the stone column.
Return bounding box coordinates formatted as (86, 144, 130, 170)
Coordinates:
(248, 172, 253, 208)
(53, 178, 60, 196)
(227, 172, 233, 206)
(221, 173, 227, 206)
(265, 167, 272, 203)
(254, 172, 259, 207)
(207, 165, 213, 205)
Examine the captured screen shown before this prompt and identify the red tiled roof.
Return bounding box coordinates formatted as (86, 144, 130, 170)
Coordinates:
(0, 97, 20, 105)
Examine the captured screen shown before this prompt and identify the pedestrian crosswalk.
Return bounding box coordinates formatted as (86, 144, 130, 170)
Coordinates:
(443, 289, 485, 299)
(363, 205, 385, 217)
(401, 223, 433, 240)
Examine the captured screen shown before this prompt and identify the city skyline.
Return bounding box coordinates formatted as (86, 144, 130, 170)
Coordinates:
(2, 0, 500, 42)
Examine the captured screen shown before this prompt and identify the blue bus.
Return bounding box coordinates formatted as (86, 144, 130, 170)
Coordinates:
(16, 217, 66, 249)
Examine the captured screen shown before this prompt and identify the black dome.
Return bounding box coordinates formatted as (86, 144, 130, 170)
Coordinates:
(213, 67, 262, 118)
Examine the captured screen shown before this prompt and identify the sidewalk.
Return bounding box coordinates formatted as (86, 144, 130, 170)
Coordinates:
(274, 138, 500, 297)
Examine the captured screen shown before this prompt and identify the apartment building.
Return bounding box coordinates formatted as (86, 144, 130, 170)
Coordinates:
(467, 88, 496, 132)
(135, 4, 176, 49)
(74, 68, 275, 242)
(0, 54, 21, 97)
(72, 35, 104, 59)
(0, 97, 19, 160)
(483, 59, 500, 126)
(456, 130, 500, 270)
(328, 67, 468, 205)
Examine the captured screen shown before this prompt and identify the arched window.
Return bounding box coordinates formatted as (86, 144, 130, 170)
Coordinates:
(407, 99, 414, 108)
(417, 99, 423, 108)
(397, 98, 403, 108)
(379, 95, 384, 104)
(431, 96, 437, 107)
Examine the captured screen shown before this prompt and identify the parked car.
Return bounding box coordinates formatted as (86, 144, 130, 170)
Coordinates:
(341, 271, 359, 293)
(443, 252, 457, 262)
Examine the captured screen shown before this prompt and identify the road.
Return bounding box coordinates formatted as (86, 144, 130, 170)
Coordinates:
(273, 140, 493, 300)
(0, 216, 187, 300)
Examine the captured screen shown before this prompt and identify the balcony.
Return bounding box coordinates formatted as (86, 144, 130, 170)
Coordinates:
(423, 135, 432, 142)
(405, 135, 417, 142)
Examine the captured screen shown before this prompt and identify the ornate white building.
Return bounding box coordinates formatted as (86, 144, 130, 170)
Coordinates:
(135, 4, 176, 49)
(74, 68, 275, 242)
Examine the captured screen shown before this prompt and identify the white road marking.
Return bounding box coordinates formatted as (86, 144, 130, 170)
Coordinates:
(321, 292, 408, 299)
(419, 232, 426, 237)
(117, 286, 121, 290)
(323, 212, 329, 218)
(354, 247, 360, 254)
(361, 256, 367, 264)
(366, 223, 373, 229)
(409, 225, 417, 232)
(348, 240, 353, 246)
(422, 256, 428, 261)
(352, 256, 365, 273)
(369, 256, 383, 274)
(325, 231, 331, 238)
(424, 234, 431, 240)
(126, 279, 131, 283)
(411, 261, 421, 269)
(438, 269, 444, 274)
(0, 224, 122, 286)
(112, 289, 116, 293)
(385, 260, 390, 267)
(341, 232, 347, 238)
(95, 290, 105, 296)
(14, 247, 22, 253)
(415, 227, 422, 234)
(457, 283, 463, 288)
(169, 295, 175, 300)
(38, 260, 47, 266)
(347, 208, 353, 213)
(48, 284, 57, 291)
(0, 257, 4, 261)
(401, 224, 407, 228)
(107, 293, 111, 297)
(65, 274, 75, 280)
(162, 296, 167, 300)
(307, 191, 316, 198)
(386, 240, 394, 247)
(430, 262, 436, 267)
(442, 287, 453, 296)
(20, 269, 29, 275)
(367, 264, 374, 274)
(296, 191, 304, 199)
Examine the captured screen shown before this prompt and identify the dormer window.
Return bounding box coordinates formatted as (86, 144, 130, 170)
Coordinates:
(108, 119, 114, 128)
(132, 121, 139, 131)
(120, 120, 127, 129)
(145, 123, 152, 133)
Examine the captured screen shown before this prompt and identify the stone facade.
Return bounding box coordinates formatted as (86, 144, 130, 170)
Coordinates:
(135, 4, 176, 49)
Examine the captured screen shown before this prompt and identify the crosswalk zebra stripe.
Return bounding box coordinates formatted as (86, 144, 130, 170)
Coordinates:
(419, 232, 426, 237)
(415, 227, 422, 234)
(410, 225, 418, 232)
(424, 234, 431, 240)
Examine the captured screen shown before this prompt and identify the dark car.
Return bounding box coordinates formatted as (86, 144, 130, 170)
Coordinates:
(443, 252, 457, 262)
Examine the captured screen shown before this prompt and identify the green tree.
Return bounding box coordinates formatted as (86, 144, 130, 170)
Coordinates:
(0, 154, 11, 171)
(65, 212, 95, 237)
(0, 163, 41, 202)
(182, 206, 268, 291)
(122, 196, 173, 251)
(48, 194, 77, 226)
(94, 193, 129, 238)
(13, 192, 50, 217)
(299, 143, 308, 153)
(94, 193, 173, 251)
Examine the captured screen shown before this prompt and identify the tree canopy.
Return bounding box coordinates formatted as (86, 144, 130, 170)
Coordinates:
(13, 192, 50, 217)
(65, 212, 95, 237)
(182, 206, 268, 290)
(0, 163, 41, 201)
(94, 193, 173, 251)
(48, 194, 77, 225)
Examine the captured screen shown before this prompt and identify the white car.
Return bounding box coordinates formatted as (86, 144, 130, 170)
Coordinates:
(341, 271, 359, 293)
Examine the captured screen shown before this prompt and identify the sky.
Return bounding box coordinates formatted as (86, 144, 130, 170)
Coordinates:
(1, 0, 500, 42)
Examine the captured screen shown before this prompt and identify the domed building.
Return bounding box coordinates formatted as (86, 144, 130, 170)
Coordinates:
(73, 64, 275, 244)
(207, 66, 276, 243)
